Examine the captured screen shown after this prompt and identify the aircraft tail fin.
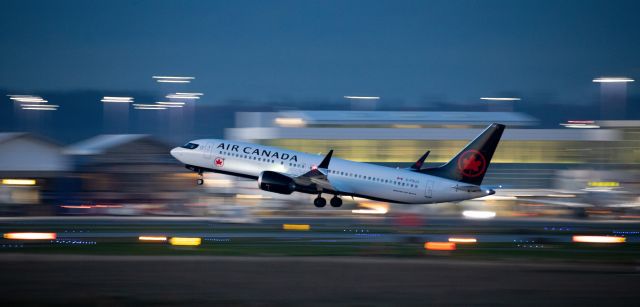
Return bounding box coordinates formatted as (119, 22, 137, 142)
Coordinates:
(420, 123, 505, 185)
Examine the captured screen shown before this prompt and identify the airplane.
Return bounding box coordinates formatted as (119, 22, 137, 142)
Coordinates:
(170, 123, 505, 207)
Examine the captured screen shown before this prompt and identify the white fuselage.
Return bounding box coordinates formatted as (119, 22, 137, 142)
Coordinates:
(170, 139, 491, 204)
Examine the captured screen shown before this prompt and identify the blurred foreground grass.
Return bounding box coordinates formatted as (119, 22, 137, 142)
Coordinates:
(2, 239, 640, 264)
(1, 220, 639, 264)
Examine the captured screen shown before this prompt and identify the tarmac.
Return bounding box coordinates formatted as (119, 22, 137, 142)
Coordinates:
(1, 254, 639, 306)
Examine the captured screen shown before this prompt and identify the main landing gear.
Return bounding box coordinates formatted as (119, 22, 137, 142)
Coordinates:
(314, 194, 342, 208)
(330, 195, 342, 208)
(314, 195, 326, 208)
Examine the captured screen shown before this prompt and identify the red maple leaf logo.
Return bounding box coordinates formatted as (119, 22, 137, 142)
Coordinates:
(462, 156, 482, 172)
(214, 157, 224, 167)
(457, 150, 486, 178)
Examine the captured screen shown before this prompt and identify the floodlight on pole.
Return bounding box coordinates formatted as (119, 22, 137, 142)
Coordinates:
(344, 96, 380, 100)
(592, 77, 634, 83)
(480, 97, 521, 101)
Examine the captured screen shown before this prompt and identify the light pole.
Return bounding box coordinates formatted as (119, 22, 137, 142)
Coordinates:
(592, 77, 634, 120)
(101, 96, 133, 133)
(344, 96, 380, 110)
(480, 97, 521, 112)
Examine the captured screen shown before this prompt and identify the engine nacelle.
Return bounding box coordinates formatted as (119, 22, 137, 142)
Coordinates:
(258, 171, 296, 194)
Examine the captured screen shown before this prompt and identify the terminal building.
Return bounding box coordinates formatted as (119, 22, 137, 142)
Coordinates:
(0, 133, 71, 214)
(226, 111, 639, 189)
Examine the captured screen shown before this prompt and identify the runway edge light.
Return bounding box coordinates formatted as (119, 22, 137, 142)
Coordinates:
(448, 237, 477, 243)
(424, 242, 456, 251)
(4, 232, 56, 240)
(572, 235, 625, 243)
(2, 179, 36, 186)
(282, 224, 311, 231)
(139, 236, 168, 242)
(169, 237, 201, 246)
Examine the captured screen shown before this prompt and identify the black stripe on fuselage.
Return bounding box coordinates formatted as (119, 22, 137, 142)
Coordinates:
(184, 164, 413, 204)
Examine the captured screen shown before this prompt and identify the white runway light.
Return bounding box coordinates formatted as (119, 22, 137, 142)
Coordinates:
(462, 210, 496, 219)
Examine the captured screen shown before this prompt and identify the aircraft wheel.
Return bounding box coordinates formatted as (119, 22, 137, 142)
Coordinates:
(330, 196, 342, 208)
(314, 197, 326, 208)
(197, 179, 204, 185)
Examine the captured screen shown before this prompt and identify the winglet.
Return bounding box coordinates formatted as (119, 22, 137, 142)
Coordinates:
(410, 151, 430, 170)
(318, 150, 333, 169)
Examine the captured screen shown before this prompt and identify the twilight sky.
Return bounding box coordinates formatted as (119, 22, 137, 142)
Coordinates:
(1, 0, 639, 105)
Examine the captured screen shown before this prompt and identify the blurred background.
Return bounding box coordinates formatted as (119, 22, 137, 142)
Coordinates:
(1, 1, 640, 304)
(0, 1, 639, 219)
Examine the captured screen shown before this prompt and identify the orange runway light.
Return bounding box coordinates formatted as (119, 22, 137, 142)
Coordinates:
(282, 224, 311, 231)
(424, 242, 456, 251)
(169, 237, 201, 246)
(94, 204, 123, 208)
(138, 236, 168, 242)
(448, 237, 477, 243)
(572, 235, 626, 243)
(60, 205, 92, 209)
(4, 232, 56, 240)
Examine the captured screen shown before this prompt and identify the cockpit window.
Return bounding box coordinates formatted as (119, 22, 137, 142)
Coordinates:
(181, 142, 199, 149)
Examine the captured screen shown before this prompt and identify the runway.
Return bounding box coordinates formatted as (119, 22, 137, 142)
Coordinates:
(0, 255, 639, 306)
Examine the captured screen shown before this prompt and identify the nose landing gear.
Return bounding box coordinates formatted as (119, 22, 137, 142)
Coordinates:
(197, 169, 204, 185)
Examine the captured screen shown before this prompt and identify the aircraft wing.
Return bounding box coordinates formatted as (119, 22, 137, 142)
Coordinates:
(291, 150, 337, 192)
(409, 150, 430, 170)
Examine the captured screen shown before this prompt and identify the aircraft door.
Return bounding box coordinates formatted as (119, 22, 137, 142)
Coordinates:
(425, 180, 433, 198)
(205, 143, 213, 159)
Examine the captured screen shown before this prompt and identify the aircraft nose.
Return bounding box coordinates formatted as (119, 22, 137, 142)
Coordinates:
(170, 147, 183, 159)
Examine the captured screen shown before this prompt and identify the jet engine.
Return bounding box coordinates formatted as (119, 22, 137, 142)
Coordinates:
(258, 171, 296, 194)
